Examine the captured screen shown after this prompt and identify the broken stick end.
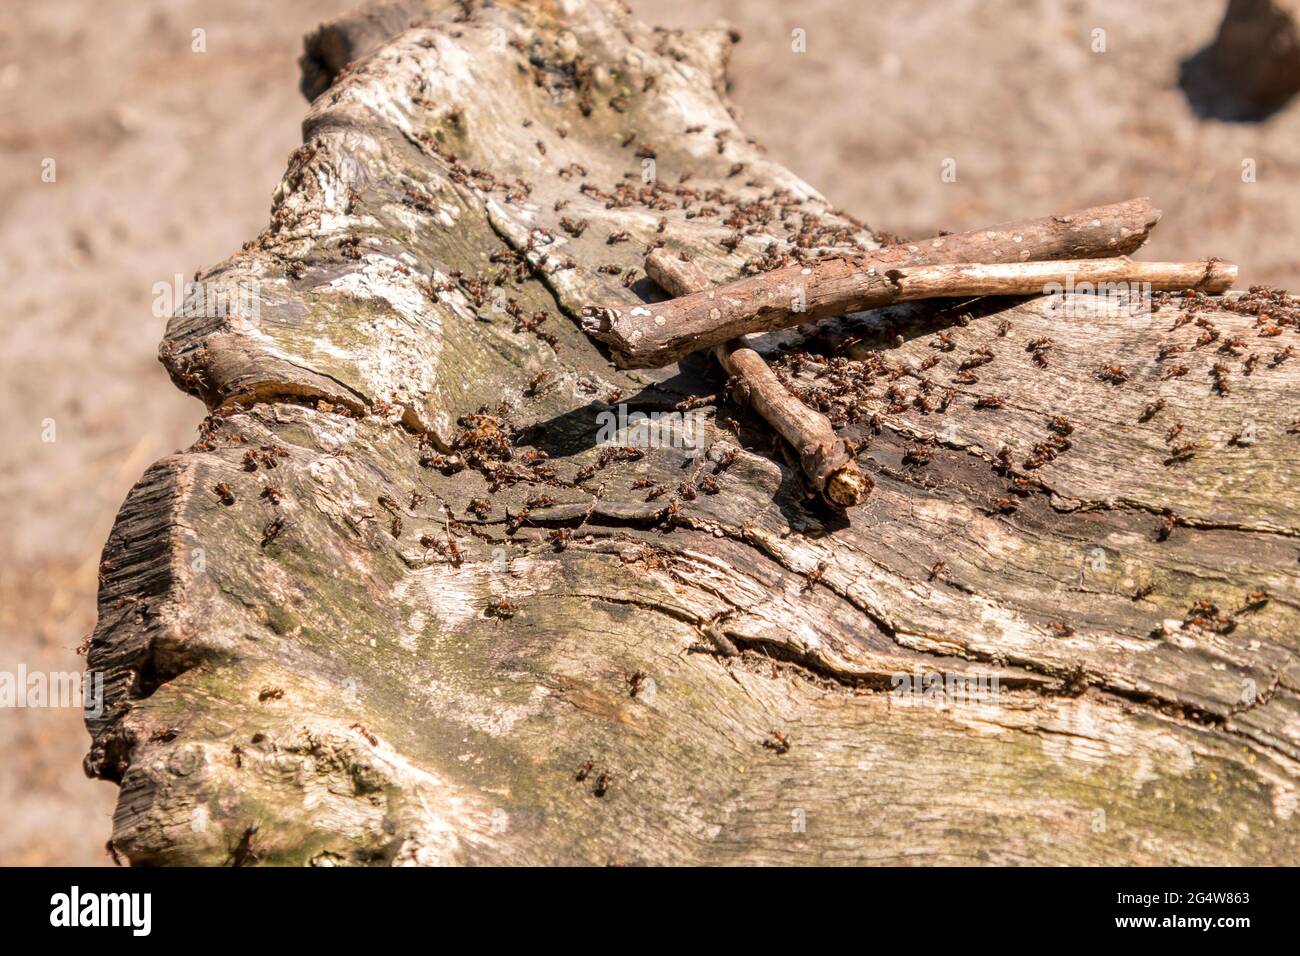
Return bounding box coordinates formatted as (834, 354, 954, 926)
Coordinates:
(580, 306, 617, 337)
(824, 463, 873, 508)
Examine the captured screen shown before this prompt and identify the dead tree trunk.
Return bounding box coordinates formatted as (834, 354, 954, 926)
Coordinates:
(87, 0, 1300, 865)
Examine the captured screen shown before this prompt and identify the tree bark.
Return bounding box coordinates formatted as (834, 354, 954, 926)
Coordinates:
(86, 0, 1300, 866)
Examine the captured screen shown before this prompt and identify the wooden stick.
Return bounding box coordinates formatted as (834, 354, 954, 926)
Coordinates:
(870, 196, 1163, 266)
(585, 197, 1164, 368)
(587, 257, 1236, 368)
(646, 249, 871, 508)
(631, 198, 1174, 504)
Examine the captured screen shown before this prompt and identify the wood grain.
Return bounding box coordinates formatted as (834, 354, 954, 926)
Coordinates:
(87, 0, 1299, 865)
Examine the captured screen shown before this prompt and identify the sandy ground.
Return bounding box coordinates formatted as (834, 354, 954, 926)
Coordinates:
(1, 0, 1296, 865)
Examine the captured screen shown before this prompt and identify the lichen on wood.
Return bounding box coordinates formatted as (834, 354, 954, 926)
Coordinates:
(88, 0, 1300, 865)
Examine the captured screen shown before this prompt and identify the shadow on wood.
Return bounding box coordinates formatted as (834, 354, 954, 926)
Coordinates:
(87, 0, 1300, 865)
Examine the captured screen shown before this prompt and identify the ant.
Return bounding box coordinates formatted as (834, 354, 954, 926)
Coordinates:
(258, 687, 283, 703)
(1097, 364, 1128, 385)
(762, 730, 791, 755)
(1210, 363, 1231, 396)
(486, 599, 519, 620)
(506, 507, 531, 534)
(349, 723, 379, 746)
(959, 347, 994, 371)
(902, 446, 931, 467)
(1184, 600, 1236, 635)
(714, 446, 739, 470)
(526, 370, 552, 395)
(1139, 400, 1165, 422)
(1008, 477, 1035, 496)
(212, 482, 235, 506)
(261, 517, 285, 547)
(1237, 591, 1268, 613)
(1047, 416, 1073, 436)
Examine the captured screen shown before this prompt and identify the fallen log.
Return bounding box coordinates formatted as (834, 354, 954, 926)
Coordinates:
(588, 257, 1238, 368)
(86, 0, 1300, 866)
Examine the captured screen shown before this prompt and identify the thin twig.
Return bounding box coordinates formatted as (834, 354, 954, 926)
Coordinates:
(588, 257, 1236, 368)
(646, 249, 871, 507)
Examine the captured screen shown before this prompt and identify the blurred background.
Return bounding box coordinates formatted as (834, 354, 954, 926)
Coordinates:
(1, 0, 1296, 864)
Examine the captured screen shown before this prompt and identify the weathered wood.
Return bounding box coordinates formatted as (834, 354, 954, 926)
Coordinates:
(87, 0, 1300, 866)
(580, 197, 1159, 369)
(300, 0, 443, 101)
(645, 249, 869, 507)
(590, 256, 1237, 368)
